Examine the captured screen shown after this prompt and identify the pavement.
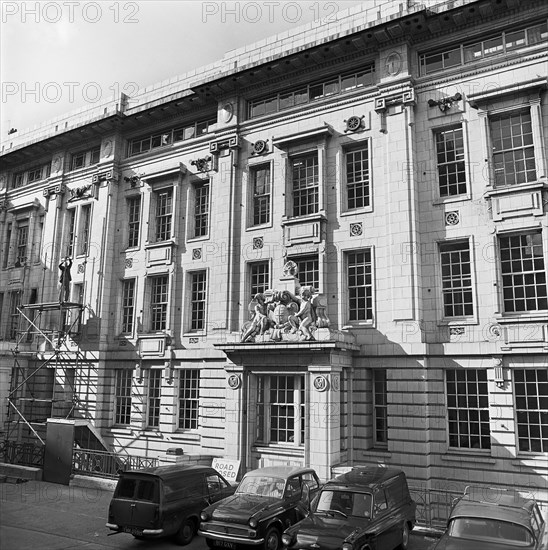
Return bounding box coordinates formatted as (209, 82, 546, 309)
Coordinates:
(0, 478, 440, 550)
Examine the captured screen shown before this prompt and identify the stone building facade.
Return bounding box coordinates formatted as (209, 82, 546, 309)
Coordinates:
(1, 0, 547, 505)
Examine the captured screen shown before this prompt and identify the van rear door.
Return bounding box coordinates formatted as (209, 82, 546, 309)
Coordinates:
(111, 474, 160, 534)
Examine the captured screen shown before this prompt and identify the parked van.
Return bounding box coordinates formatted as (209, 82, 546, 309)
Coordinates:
(282, 466, 416, 550)
(106, 464, 235, 545)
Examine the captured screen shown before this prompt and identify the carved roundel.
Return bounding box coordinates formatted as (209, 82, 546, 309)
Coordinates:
(228, 374, 241, 389)
(313, 375, 329, 392)
(103, 140, 113, 158)
(385, 52, 403, 77)
(345, 116, 362, 133)
(252, 140, 268, 155)
(222, 103, 234, 123)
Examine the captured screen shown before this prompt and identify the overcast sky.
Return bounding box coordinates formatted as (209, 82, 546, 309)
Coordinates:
(1, 0, 373, 137)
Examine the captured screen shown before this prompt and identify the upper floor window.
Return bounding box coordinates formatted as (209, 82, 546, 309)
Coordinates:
(373, 370, 388, 447)
(515, 369, 548, 453)
(251, 164, 271, 226)
(439, 241, 474, 318)
(446, 369, 490, 450)
(150, 275, 169, 331)
(292, 255, 319, 290)
(256, 374, 305, 446)
(127, 195, 141, 248)
(178, 369, 200, 430)
(190, 271, 207, 331)
(490, 110, 536, 186)
(114, 369, 132, 426)
(194, 181, 209, 238)
(248, 64, 375, 118)
(12, 163, 50, 188)
(121, 279, 136, 334)
(292, 154, 319, 217)
(419, 21, 547, 75)
(347, 249, 373, 322)
(78, 204, 92, 256)
(250, 261, 270, 297)
(128, 117, 216, 157)
(70, 146, 100, 171)
(345, 144, 370, 210)
(147, 369, 162, 429)
(66, 209, 76, 258)
(15, 219, 29, 266)
(435, 126, 467, 197)
(154, 189, 172, 242)
(499, 232, 547, 313)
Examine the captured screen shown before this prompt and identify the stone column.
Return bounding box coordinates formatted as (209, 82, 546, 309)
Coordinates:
(224, 366, 247, 471)
(307, 365, 342, 481)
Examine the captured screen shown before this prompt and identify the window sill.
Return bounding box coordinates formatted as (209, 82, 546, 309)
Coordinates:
(252, 444, 304, 457)
(432, 194, 471, 206)
(171, 431, 201, 442)
(441, 451, 495, 464)
(281, 212, 327, 225)
(438, 318, 478, 327)
(138, 429, 163, 437)
(144, 239, 177, 250)
(484, 180, 547, 197)
(246, 222, 273, 232)
(342, 322, 375, 330)
(340, 207, 373, 217)
(511, 456, 548, 469)
(187, 235, 210, 244)
(494, 312, 548, 324)
(110, 426, 133, 434)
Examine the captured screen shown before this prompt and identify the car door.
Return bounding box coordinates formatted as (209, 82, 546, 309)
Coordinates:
(206, 472, 234, 505)
(372, 488, 401, 550)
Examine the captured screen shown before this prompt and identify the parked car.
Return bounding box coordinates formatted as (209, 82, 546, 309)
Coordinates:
(431, 486, 548, 550)
(281, 466, 416, 550)
(198, 465, 321, 550)
(106, 463, 235, 545)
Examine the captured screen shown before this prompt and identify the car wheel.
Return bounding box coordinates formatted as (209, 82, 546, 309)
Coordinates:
(174, 518, 196, 546)
(264, 527, 281, 550)
(399, 522, 410, 550)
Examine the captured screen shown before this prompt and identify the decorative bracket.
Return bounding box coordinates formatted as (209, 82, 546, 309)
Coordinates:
(191, 156, 213, 173)
(428, 92, 462, 112)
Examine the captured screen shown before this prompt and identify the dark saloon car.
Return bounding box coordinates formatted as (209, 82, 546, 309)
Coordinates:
(198, 465, 321, 550)
(431, 487, 548, 550)
(281, 467, 416, 550)
(106, 464, 235, 545)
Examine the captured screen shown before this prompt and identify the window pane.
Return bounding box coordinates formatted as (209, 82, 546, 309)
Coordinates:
(446, 370, 490, 449)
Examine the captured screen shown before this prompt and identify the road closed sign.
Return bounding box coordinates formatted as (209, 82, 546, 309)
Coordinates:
(212, 458, 241, 485)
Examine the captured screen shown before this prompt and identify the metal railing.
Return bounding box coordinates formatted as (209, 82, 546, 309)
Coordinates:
(0, 440, 45, 467)
(72, 448, 159, 478)
(409, 486, 462, 531)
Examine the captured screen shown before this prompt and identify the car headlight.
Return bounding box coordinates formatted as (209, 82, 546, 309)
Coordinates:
(281, 533, 293, 546)
(200, 511, 210, 521)
(342, 543, 353, 550)
(249, 517, 258, 528)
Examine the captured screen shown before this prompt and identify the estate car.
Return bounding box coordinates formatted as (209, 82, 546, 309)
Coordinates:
(281, 466, 416, 550)
(106, 464, 235, 545)
(431, 486, 548, 550)
(199, 466, 321, 550)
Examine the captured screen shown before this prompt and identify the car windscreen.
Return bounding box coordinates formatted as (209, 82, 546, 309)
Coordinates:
(448, 517, 534, 546)
(236, 475, 285, 497)
(116, 476, 159, 502)
(314, 489, 372, 518)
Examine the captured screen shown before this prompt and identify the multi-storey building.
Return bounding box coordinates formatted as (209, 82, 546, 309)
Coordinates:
(1, 0, 547, 506)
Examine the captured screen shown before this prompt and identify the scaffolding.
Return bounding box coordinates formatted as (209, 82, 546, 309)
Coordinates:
(6, 300, 95, 445)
